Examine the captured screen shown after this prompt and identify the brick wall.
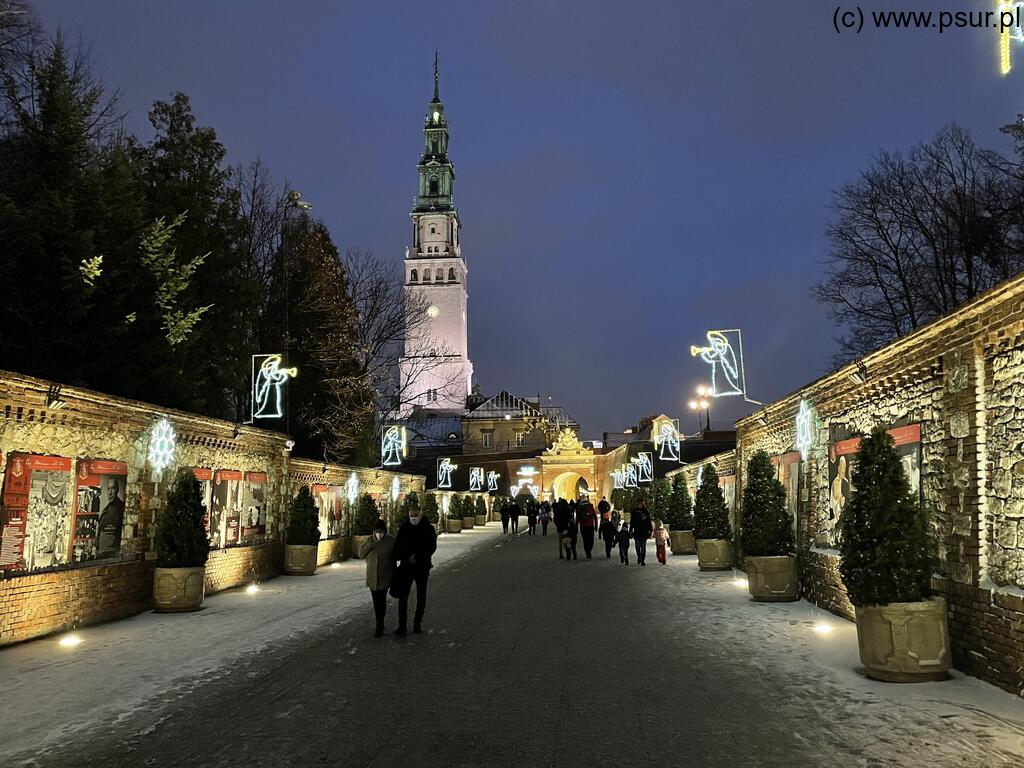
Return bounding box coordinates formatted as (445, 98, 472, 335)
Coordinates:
(0, 372, 425, 646)
(733, 273, 1024, 697)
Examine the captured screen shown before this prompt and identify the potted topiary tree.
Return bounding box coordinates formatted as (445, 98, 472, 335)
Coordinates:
(741, 450, 798, 601)
(694, 463, 732, 571)
(474, 495, 487, 526)
(649, 477, 672, 533)
(399, 491, 419, 525)
(667, 474, 696, 555)
(460, 493, 476, 529)
(446, 494, 463, 533)
(839, 427, 949, 682)
(350, 493, 380, 558)
(423, 492, 440, 531)
(284, 485, 321, 575)
(153, 471, 211, 612)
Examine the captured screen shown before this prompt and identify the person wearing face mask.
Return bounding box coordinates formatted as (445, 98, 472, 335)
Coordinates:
(359, 519, 396, 637)
(392, 500, 438, 635)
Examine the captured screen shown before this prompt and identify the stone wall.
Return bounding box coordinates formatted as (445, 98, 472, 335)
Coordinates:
(0, 371, 425, 645)
(733, 273, 1024, 697)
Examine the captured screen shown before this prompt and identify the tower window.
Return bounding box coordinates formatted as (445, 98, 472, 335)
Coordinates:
(435, 268, 443, 281)
(482, 432, 493, 449)
(431, 141, 438, 154)
(429, 177, 439, 196)
(430, 226, 436, 234)
(410, 269, 418, 282)
(448, 267, 456, 281)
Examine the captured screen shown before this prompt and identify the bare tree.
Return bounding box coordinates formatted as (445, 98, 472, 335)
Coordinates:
(814, 124, 1022, 363)
(342, 248, 464, 446)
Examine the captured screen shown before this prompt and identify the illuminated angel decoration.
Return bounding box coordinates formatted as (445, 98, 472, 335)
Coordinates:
(487, 471, 499, 492)
(690, 330, 743, 398)
(655, 421, 680, 461)
(381, 426, 405, 467)
(625, 463, 638, 488)
(469, 467, 484, 492)
(253, 354, 298, 419)
(611, 469, 625, 490)
(437, 458, 457, 489)
(633, 452, 653, 484)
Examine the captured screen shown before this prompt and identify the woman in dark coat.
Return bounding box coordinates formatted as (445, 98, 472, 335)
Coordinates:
(629, 500, 654, 566)
(500, 501, 510, 534)
(359, 519, 396, 637)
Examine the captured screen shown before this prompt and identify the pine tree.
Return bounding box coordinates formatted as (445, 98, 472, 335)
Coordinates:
(740, 450, 794, 557)
(423, 493, 439, 525)
(351, 493, 380, 536)
(155, 472, 211, 567)
(839, 427, 934, 606)
(694, 464, 731, 540)
(649, 477, 671, 523)
(667, 474, 694, 530)
(286, 486, 321, 545)
(448, 494, 462, 521)
(399, 491, 419, 516)
(475, 495, 487, 517)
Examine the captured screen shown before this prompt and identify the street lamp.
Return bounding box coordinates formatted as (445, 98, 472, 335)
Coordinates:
(688, 385, 712, 432)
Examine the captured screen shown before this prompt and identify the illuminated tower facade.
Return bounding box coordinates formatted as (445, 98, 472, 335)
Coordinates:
(399, 55, 473, 414)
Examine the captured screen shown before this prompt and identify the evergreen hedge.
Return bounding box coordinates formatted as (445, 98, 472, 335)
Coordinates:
(694, 464, 731, 540)
(740, 450, 794, 557)
(667, 474, 694, 530)
(155, 471, 211, 568)
(839, 427, 934, 606)
(286, 485, 321, 546)
(352, 493, 380, 536)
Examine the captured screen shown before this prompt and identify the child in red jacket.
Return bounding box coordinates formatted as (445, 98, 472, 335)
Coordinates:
(653, 519, 670, 565)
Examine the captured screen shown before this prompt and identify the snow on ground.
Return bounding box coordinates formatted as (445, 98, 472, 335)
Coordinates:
(664, 555, 1024, 764)
(0, 524, 505, 761)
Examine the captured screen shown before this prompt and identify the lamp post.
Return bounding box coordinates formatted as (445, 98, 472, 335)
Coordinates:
(688, 385, 712, 432)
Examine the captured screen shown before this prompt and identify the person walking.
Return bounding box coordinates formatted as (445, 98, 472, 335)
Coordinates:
(599, 514, 617, 559)
(611, 507, 621, 531)
(500, 501, 510, 534)
(554, 499, 571, 559)
(359, 519, 395, 637)
(509, 501, 520, 534)
(392, 501, 437, 635)
(576, 498, 598, 559)
(564, 517, 578, 561)
(629, 500, 654, 566)
(539, 501, 551, 535)
(616, 521, 631, 564)
(653, 519, 670, 565)
(598, 496, 611, 521)
(526, 502, 538, 535)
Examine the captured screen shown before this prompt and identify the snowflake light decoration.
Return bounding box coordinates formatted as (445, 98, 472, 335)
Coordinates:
(795, 399, 814, 461)
(148, 417, 176, 473)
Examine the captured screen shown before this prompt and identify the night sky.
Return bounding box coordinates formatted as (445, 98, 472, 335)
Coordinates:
(35, 1, 1023, 437)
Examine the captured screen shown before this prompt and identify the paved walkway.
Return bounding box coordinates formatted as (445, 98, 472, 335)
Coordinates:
(4, 525, 1024, 767)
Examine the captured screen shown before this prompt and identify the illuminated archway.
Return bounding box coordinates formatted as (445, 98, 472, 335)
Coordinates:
(550, 471, 589, 502)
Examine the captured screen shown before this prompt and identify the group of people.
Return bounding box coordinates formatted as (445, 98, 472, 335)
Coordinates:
(497, 499, 551, 536)
(553, 495, 670, 566)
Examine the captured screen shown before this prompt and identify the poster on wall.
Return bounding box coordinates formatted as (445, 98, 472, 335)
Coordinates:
(213, 470, 244, 546)
(772, 452, 801, 532)
(824, 423, 921, 549)
(1, 453, 74, 572)
(193, 468, 216, 545)
(719, 474, 737, 514)
(71, 460, 128, 562)
(312, 484, 343, 539)
(241, 472, 267, 539)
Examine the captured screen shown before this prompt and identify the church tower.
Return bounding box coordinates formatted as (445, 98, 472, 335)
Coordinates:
(399, 54, 473, 415)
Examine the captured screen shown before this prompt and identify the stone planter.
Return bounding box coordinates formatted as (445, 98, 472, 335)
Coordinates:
(670, 530, 696, 555)
(153, 566, 205, 612)
(854, 598, 951, 683)
(490, 510, 501, 522)
(696, 538, 733, 571)
(349, 535, 370, 559)
(446, 517, 462, 533)
(461, 516, 475, 529)
(746, 555, 799, 602)
(475, 515, 487, 526)
(283, 543, 318, 575)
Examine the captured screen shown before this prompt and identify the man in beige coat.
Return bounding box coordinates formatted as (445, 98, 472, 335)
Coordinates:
(359, 519, 396, 637)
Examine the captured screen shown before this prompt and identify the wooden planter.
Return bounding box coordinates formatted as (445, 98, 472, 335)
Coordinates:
(153, 566, 205, 612)
(696, 538, 732, 571)
(746, 555, 799, 602)
(349, 535, 370, 559)
(670, 530, 696, 555)
(283, 543, 318, 575)
(855, 598, 951, 683)
(446, 518, 463, 533)
(461, 516, 475, 529)
(475, 515, 487, 526)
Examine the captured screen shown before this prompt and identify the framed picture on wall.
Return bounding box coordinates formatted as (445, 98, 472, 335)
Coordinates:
(72, 459, 128, 562)
(1, 453, 74, 572)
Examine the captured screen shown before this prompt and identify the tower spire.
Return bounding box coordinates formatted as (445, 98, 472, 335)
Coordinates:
(433, 50, 439, 101)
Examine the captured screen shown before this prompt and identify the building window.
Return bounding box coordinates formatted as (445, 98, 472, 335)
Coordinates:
(426, 389, 438, 403)
(515, 432, 525, 447)
(436, 267, 443, 281)
(430, 225, 436, 234)
(410, 269, 418, 282)
(482, 432, 493, 448)
(429, 177, 439, 195)
(423, 271, 431, 282)
(448, 267, 456, 281)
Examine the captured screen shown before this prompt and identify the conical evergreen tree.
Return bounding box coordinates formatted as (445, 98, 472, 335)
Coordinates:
(694, 464, 731, 540)
(839, 427, 934, 606)
(351, 493, 380, 535)
(423, 493, 439, 525)
(286, 486, 321, 545)
(740, 450, 794, 557)
(649, 477, 671, 523)
(667, 474, 694, 530)
(155, 472, 211, 567)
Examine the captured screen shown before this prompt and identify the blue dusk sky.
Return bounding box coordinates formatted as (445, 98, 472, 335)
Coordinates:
(35, 1, 1023, 436)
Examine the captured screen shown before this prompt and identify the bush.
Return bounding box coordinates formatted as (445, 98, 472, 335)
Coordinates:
(286, 486, 321, 546)
(740, 450, 794, 557)
(352, 493, 380, 536)
(448, 494, 462, 520)
(694, 464, 731, 540)
(399, 491, 419, 516)
(839, 427, 934, 606)
(155, 471, 211, 568)
(423, 492, 439, 525)
(475, 495, 487, 517)
(667, 474, 694, 530)
(649, 477, 671, 523)
(462, 494, 477, 519)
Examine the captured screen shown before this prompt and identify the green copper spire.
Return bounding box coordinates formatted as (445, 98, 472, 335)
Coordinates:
(415, 52, 455, 212)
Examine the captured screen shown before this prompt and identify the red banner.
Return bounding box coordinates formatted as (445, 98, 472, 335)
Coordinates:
(1, 453, 73, 571)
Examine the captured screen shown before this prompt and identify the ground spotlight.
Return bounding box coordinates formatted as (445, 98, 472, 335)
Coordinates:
(246, 583, 260, 594)
(58, 633, 83, 648)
